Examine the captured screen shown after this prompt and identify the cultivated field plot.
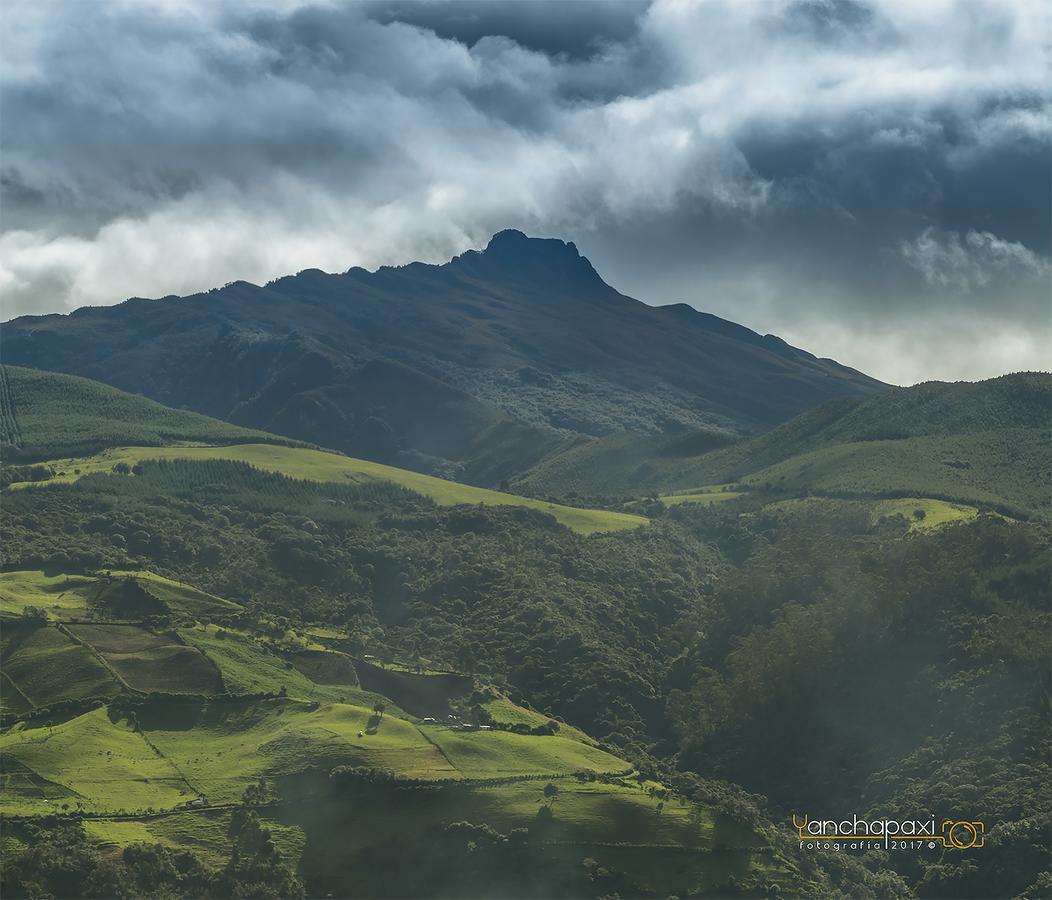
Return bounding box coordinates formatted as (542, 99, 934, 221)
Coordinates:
(354, 659, 470, 717)
(1, 624, 121, 708)
(658, 485, 744, 506)
(15, 443, 648, 534)
(288, 649, 358, 685)
(68, 624, 222, 694)
(0, 708, 193, 815)
(0, 673, 33, 716)
(424, 727, 628, 778)
(179, 625, 382, 708)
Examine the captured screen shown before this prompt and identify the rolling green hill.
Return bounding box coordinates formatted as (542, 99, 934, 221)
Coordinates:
(0, 552, 816, 897)
(0, 365, 298, 464)
(11, 442, 647, 534)
(518, 373, 1052, 516)
(1, 360, 1045, 897)
(0, 570, 243, 622)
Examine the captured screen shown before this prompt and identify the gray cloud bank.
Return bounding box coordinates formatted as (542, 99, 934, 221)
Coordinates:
(1, 0, 1048, 384)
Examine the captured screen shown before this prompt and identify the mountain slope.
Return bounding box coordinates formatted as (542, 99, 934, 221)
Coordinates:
(515, 373, 1052, 516)
(0, 230, 884, 485)
(0, 366, 643, 534)
(0, 365, 299, 463)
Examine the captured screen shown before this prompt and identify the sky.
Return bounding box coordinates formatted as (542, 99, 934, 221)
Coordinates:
(1, 0, 1048, 385)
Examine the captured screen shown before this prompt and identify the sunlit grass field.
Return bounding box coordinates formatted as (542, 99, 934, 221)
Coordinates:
(424, 726, 628, 778)
(0, 569, 241, 621)
(14, 443, 649, 534)
(0, 572, 99, 619)
(0, 708, 193, 815)
(870, 496, 979, 530)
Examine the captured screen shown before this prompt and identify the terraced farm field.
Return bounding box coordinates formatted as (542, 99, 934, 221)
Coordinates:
(178, 625, 382, 708)
(1, 624, 121, 709)
(68, 625, 222, 694)
(13, 443, 648, 534)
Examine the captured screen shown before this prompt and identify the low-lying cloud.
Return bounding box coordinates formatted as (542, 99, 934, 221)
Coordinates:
(1, 0, 1048, 383)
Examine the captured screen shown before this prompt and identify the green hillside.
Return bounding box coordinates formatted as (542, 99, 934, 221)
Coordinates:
(0, 365, 298, 464)
(11, 443, 647, 535)
(1, 365, 1045, 898)
(0, 570, 242, 621)
(519, 373, 1052, 516)
(0, 554, 809, 897)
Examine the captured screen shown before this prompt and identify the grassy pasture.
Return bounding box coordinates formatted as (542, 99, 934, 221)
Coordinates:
(740, 430, 1049, 517)
(273, 779, 753, 897)
(481, 697, 594, 745)
(104, 570, 243, 617)
(0, 569, 241, 621)
(469, 780, 711, 845)
(546, 842, 763, 897)
(78, 783, 737, 896)
(136, 699, 461, 803)
(1, 624, 121, 708)
(870, 497, 979, 530)
(659, 489, 743, 506)
(0, 707, 193, 815)
(424, 727, 627, 778)
(0, 571, 99, 619)
(68, 625, 222, 695)
(85, 809, 237, 867)
(13, 443, 648, 535)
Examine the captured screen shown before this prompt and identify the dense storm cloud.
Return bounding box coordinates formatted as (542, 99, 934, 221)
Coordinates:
(1, 0, 1048, 383)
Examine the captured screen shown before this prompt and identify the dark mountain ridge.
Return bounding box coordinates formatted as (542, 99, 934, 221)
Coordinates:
(1, 229, 884, 485)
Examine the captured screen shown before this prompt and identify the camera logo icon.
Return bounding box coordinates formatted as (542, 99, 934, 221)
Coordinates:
(941, 820, 985, 849)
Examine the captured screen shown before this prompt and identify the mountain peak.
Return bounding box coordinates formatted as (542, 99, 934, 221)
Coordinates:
(458, 229, 602, 290)
(484, 228, 576, 255)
